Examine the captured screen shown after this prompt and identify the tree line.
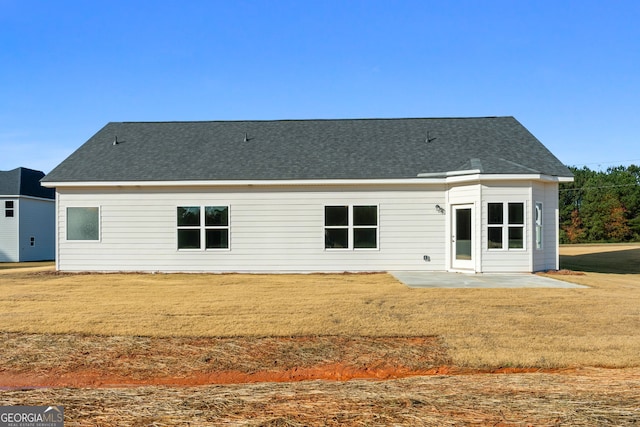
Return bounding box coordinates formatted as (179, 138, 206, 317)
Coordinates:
(559, 165, 640, 243)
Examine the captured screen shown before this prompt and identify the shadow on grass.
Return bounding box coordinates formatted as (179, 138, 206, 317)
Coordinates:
(0, 261, 55, 270)
(560, 248, 640, 274)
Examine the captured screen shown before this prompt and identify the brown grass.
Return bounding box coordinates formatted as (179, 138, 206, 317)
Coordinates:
(0, 261, 54, 271)
(0, 333, 450, 384)
(0, 245, 639, 368)
(2, 245, 640, 425)
(559, 243, 640, 274)
(3, 369, 640, 426)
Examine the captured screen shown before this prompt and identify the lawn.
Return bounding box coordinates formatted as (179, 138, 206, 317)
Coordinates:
(1, 244, 639, 368)
(2, 244, 640, 426)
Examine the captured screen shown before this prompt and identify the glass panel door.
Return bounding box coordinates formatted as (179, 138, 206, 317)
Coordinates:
(452, 205, 474, 270)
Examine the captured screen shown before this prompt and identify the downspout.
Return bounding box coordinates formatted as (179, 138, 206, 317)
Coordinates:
(477, 183, 483, 273)
(16, 198, 21, 262)
(528, 183, 534, 273)
(55, 191, 60, 271)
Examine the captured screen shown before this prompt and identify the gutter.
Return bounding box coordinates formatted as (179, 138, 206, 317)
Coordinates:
(42, 173, 573, 189)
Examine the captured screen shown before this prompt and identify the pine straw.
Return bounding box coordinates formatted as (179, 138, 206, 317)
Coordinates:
(0, 333, 450, 381)
(3, 369, 639, 426)
(3, 333, 639, 425)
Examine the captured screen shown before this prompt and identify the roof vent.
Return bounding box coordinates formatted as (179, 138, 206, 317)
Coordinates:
(113, 136, 119, 146)
(425, 131, 437, 143)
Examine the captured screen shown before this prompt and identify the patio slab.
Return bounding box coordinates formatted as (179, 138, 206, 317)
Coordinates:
(391, 272, 588, 289)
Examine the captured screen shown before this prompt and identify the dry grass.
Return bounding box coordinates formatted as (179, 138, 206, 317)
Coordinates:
(0, 333, 449, 382)
(559, 243, 640, 274)
(3, 369, 640, 426)
(0, 261, 54, 271)
(2, 245, 640, 426)
(1, 245, 639, 368)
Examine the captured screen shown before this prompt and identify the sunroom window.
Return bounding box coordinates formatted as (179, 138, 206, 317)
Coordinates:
(487, 202, 524, 250)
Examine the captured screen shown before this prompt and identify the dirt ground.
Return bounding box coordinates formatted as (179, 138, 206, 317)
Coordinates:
(2, 334, 640, 425)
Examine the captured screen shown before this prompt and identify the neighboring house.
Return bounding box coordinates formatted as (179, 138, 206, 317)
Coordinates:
(0, 167, 55, 262)
(42, 117, 573, 273)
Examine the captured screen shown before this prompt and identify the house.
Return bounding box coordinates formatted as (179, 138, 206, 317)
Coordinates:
(41, 117, 573, 273)
(0, 167, 55, 262)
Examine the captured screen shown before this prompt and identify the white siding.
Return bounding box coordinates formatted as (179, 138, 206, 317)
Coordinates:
(56, 185, 448, 272)
(447, 184, 482, 272)
(18, 198, 55, 262)
(0, 197, 18, 262)
(480, 182, 532, 273)
(532, 182, 560, 271)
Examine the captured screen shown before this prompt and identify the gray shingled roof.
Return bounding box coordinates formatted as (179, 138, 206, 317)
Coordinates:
(0, 167, 55, 198)
(43, 117, 572, 183)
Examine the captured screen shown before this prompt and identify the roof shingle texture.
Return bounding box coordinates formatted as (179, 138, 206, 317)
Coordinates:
(43, 117, 572, 182)
(0, 167, 55, 198)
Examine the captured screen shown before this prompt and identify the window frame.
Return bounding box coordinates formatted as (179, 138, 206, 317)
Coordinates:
(324, 204, 379, 251)
(5, 200, 14, 218)
(66, 206, 101, 242)
(486, 202, 525, 251)
(535, 202, 543, 250)
(177, 205, 230, 251)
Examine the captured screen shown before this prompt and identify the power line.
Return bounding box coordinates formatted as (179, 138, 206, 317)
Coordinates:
(568, 158, 640, 167)
(559, 183, 639, 192)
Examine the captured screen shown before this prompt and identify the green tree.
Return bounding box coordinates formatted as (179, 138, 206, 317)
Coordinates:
(559, 164, 640, 243)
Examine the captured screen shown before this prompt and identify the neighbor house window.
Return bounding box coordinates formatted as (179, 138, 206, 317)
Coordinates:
(5, 201, 14, 217)
(67, 207, 100, 241)
(487, 202, 524, 250)
(325, 205, 378, 249)
(177, 206, 229, 250)
(535, 202, 543, 249)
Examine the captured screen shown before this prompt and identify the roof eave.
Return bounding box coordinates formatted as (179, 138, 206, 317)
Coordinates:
(42, 173, 573, 188)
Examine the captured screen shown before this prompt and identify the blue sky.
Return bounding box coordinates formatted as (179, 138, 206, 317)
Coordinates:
(1, 0, 639, 173)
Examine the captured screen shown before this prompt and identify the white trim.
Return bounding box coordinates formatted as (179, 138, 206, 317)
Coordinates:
(417, 169, 482, 178)
(324, 204, 379, 251)
(44, 179, 438, 188)
(534, 201, 543, 250)
(176, 205, 231, 251)
(486, 201, 526, 252)
(42, 173, 573, 189)
(65, 206, 101, 242)
(0, 194, 55, 202)
(450, 204, 475, 271)
(55, 193, 60, 270)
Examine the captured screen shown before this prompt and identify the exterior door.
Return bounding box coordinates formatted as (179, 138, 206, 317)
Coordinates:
(452, 204, 474, 270)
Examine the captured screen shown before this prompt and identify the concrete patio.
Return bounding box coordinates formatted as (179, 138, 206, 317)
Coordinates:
(391, 272, 588, 289)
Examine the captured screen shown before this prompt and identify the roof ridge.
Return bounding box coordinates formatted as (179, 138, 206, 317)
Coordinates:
(117, 116, 511, 125)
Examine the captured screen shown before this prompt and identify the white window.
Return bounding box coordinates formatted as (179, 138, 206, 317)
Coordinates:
(177, 206, 229, 250)
(535, 202, 543, 249)
(487, 202, 524, 250)
(324, 205, 378, 250)
(67, 207, 100, 241)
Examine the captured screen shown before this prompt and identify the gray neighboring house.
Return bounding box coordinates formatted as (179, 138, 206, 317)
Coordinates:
(42, 117, 573, 273)
(0, 167, 55, 262)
